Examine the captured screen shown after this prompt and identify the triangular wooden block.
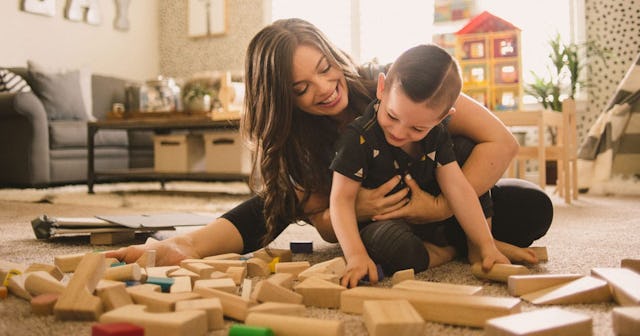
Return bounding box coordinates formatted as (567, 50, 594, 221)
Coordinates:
(591, 267, 640, 306)
(521, 276, 611, 305)
(298, 257, 345, 280)
(507, 274, 583, 296)
(100, 304, 207, 336)
(621, 259, 640, 274)
(485, 307, 592, 336)
(248, 302, 306, 316)
(612, 306, 640, 336)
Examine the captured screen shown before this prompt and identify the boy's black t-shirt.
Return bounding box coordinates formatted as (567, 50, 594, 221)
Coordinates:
(330, 100, 457, 196)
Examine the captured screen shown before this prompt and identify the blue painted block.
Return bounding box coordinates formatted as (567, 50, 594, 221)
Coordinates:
(146, 276, 174, 292)
(290, 240, 313, 253)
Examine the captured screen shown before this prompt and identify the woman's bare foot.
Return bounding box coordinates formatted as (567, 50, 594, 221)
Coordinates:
(495, 240, 539, 264)
(425, 242, 457, 268)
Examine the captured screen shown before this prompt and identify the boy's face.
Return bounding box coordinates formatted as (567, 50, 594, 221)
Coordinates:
(376, 73, 454, 148)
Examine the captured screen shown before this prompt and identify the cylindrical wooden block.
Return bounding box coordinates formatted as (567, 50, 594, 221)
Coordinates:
(245, 312, 344, 336)
(104, 263, 141, 281)
(471, 263, 530, 282)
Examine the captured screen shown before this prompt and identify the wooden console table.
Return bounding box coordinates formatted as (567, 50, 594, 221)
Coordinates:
(87, 116, 243, 194)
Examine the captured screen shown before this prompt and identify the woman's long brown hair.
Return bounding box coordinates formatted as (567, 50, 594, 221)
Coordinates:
(242, 18, 375, 246)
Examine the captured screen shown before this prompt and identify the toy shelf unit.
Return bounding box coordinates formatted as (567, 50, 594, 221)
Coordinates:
(455, 11, 523, 112)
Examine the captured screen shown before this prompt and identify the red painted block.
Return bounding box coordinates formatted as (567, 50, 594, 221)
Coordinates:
(0, 286, 7, 299)
(92, 322, 145, 336)
(31, 293, 59, 315)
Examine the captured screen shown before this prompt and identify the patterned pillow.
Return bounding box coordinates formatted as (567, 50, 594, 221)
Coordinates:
(0, 69, 32, 93)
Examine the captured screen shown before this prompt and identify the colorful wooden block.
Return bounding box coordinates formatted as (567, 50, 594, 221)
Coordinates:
(290, 241, 313, 253)
(0, 286, 7, 299)
(92, 322, 145, 336)
(228, 324, 274, 336)
(31, 293, 60, 315)
(146, 276, 175, 293)
(485, 307, 592, 335)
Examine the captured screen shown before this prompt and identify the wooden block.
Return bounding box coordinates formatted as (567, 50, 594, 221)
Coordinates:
(182, 262, 215, 279)
(248, 302, 306, 316)
(340, 286, 522, 328)
(485, 307, 592, 336)
(520, 276, 612, 305)
(530, 246, 548, 262)
(99, 304, 207, 336)
(167, 268, 200, 285)
(591, 267, 640, 306)
(31, 293, 60, 315)
(126, 285, 200, 312)
(202, 252, 242, 261)
(226, 266, 247, 285)
(146, 276, 175, 293)
(7, 273, 32, 300)
(247, 258, 271, 277)
(391, 269, 414, 285)
(290, 240, 313, 253)
(297, 272, 340, 284)
(54, 252, 87, 273)
(194, 278, 237, 294)
(175, 298, 224, 331)
(266, 273, 295, 290)
(297, 257, 345, 280)
(471, 263, 530, 282)
(268, 257, 280, 273)
(194, 286, 254, 321)
(135, 250, 156, 268)
(245, 312, 344, 336)
(293, 276, 346, 308)
(25, 263, 64, 281)
(0, 286, 7, 299)
(228, 325, 274, 335)
(392, 279, 482, 296)
(0, 260, 27, 282)
(241, 278, 252, 301)
(252, 279, 303, 304)
(96, 281, 133, 311)
(104, 263, 141, 282)
(91, 231, 136, 245)
(275, 261, 310, 277)
(612, 306, 640, 336)
(170, 276, 192, 293)
(146, 266, 180, 278)
(507, 274, 583, 296)
(25, 271, 66, 296)
(54, 252, 106, 320)
(252, 248, 292, 263)
(362, 300, 424, 336)
(91, 322, 145, 336)
(621, 258, 640, 274)
(181, 259, 246, 272)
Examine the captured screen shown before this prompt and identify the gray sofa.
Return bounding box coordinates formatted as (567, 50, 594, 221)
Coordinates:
(0, 67, 153, 187)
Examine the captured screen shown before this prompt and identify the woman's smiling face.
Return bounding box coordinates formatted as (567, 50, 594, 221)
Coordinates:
(291, 44, 349, 118)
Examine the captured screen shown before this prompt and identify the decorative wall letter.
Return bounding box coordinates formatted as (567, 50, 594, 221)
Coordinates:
(114, 0, 131, 31)
(65, 0, 101, 25)
(22, 0, 56, 17)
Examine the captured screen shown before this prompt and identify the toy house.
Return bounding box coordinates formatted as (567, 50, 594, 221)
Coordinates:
(455, 11, 522, 111)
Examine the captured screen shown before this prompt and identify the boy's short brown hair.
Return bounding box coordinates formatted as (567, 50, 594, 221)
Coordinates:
(384, 44, 462, 114)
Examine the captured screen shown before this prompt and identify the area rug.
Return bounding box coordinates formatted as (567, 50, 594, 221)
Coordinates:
(0, 181, 639, 335)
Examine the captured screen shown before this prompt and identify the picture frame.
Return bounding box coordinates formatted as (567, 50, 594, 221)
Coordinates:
(188, 0, 227, 38)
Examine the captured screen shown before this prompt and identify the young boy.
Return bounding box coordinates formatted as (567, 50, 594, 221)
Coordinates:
(329, 44, 510, 288)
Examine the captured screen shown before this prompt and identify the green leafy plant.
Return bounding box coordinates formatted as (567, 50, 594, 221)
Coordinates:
(183, 83, 216, 103)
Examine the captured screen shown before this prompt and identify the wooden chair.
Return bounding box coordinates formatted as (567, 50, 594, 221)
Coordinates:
(493, 99, 578, 203)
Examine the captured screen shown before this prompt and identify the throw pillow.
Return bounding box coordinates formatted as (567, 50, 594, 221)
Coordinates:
(27, 60, 95, 121)
(0, 69, 32, 93)
(28, 67, 88, 121)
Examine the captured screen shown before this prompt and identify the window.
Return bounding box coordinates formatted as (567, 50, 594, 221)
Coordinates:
(270, 0, 577, 92)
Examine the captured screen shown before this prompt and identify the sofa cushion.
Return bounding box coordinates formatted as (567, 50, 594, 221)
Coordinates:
(49, 121, 128, 149)
(28, 68, 88, 121)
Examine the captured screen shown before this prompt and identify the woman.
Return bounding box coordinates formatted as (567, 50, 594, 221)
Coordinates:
(108, 18, 552, 268)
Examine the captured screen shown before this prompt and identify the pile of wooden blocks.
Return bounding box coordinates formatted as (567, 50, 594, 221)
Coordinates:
(1, 246, 639, 336)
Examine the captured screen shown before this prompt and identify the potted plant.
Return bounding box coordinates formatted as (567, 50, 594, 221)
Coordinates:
(183, 83, 216, 113)
(524, 33, 607, 184)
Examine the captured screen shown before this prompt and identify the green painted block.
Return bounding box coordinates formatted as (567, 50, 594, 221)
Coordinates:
(229, 324, 274, 336)
(146, 276, 174, 292)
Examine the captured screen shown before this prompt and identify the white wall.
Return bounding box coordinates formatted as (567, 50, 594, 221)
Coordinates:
(0, 0, 159, 81)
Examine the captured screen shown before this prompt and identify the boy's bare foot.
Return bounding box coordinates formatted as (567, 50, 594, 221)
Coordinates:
(425, 242, 456, 268)
(495, 240, 539, 264)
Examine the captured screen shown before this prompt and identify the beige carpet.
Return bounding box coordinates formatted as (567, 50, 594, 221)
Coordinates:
(0, 181, 639, 335)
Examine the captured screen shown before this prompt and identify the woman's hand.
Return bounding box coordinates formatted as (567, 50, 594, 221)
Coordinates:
(341, 253, 379, 288)
(355, 176, 409, 222)
(372, 175, 453, 223)
(105, 236, 199, 266)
